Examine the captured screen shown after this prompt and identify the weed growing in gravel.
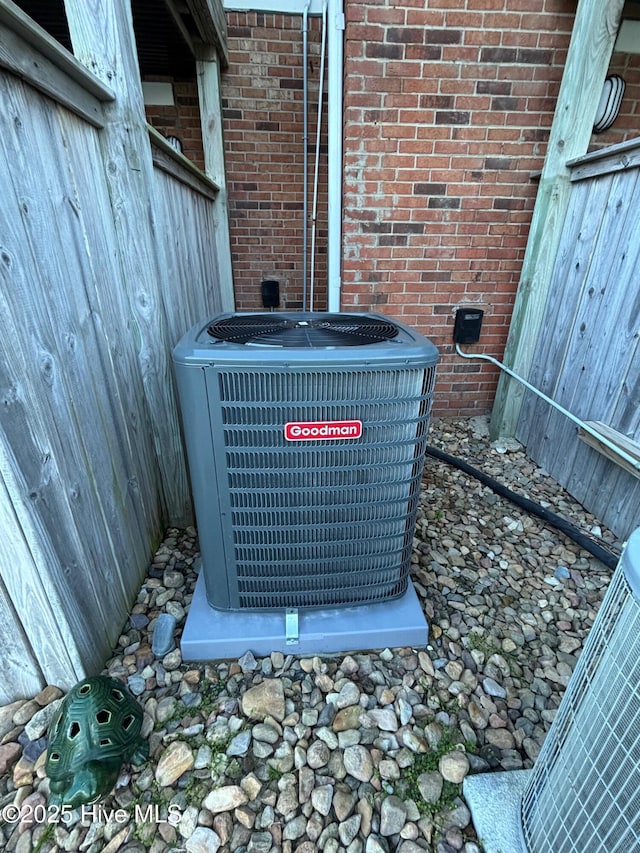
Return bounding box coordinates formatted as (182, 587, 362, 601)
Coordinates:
(183, 772, 207, 804)
(466, 631, 520, 667)
(32, 824, 55, 853)
(418, 675, 441, 700)
(202, 725, 240, 786)
(394, 725, 465, 817)
(130, 779, 176, 843)
(267, 764, 285, 783)
(466, 632, 503, 660)
(154, 675, 226, 732)
(199, 676, 227, 713)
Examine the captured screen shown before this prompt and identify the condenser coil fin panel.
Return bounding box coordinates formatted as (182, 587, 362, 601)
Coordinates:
(520, 528, 640, 853)
(173, 312, 439, 612)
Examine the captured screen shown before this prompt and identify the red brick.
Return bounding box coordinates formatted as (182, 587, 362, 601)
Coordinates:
(213, 4, 640, 416)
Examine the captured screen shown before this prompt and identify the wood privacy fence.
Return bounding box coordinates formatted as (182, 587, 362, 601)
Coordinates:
(0, 4, 229, 702)
(516, 139, 640, 541)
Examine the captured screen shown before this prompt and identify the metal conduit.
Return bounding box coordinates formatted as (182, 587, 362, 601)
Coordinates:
(455, 343, 640, 477)
(302, 0, 311, 312)
(309, 0, 328, 312)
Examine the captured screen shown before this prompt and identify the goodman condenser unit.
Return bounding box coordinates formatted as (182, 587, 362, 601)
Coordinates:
(520, 526, 640, 853)
(174, 311, 437, 615)
(464, 527, 640, 853)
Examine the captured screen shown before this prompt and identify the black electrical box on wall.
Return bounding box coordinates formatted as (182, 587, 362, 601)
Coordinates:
(261, 280, 280, 308)
(453, 308, 484, 344)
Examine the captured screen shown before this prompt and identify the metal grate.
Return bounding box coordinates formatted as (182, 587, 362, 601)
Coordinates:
(521, 532, 640, 852)
(204, 365, 436, 610)
(207, 313, 400, 347)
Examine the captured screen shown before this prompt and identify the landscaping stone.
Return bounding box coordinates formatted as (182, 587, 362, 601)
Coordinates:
(203, 785, 248, 813)
(439, 750, 470, 784)
(0, 419, 620, 853)
(155, 740, 194, 786)
(186, 827, 221, 853)
(343, 744, 374, 782)
(380, 795, 408, 836)
(241, 679, 286, 722)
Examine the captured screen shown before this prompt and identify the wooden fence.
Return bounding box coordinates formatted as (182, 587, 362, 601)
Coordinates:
(516, 138, 640, 541)
(0, 4, 228, 701)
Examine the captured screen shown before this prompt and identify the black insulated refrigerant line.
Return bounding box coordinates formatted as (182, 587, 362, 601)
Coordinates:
(424, 444, 620, 570)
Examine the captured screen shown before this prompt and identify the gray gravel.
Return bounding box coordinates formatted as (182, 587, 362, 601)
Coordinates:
(0, 416, 621, 853)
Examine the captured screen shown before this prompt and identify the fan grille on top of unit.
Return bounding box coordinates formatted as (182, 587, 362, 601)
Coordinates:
(207, 314, 400, 347)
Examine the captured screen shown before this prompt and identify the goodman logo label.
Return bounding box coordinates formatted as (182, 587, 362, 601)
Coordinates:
(284, 419, 363, 441)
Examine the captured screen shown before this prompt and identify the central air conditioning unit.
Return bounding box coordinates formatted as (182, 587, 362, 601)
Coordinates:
(520, 526, 640, 853)
(172, 311, 439, 658)
(463, 526, 640, 853)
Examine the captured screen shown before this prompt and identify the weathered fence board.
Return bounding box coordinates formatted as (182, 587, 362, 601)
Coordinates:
(0, 74, 154, 674)
(152, 158, 223, 347)
(523, 169, 636, 483)
(0, 20, 108, 127)
(65, 0, 192, 526)
(63, 114, 164, 545)
(196, 48, 235, 310)
(518, 176, 610, 450)
(491, 0, 626, 437)
(0, 576, 43, 705)
(0, 0, 229, 699)
(516, 142, 640, 540)
(0, 461, 84, 693)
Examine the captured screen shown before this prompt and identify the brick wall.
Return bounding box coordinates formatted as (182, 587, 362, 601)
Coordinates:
(340, 1, 640, 416)
(222, 12, 328, 312)
(340, 0, 577, 416)
(149, 3, 640, 416)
